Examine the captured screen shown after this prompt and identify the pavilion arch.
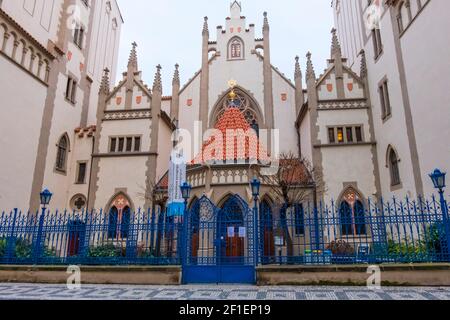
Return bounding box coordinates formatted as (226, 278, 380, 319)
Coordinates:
(188, 196, 199, 210)
(209, 85, 265, 129)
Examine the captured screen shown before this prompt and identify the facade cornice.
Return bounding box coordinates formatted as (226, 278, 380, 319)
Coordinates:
(0, 8, 54, 60)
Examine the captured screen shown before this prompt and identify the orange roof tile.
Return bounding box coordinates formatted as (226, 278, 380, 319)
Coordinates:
(192, 107, 271, 165)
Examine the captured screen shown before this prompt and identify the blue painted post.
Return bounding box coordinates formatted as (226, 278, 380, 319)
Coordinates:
(438, 190, 450, 261)
(150, 208, 156, 254)
(33, 207, 46, 264)
(253, 198, 259, 267)
(313, 205, 320, 251)
(182, 199, 189, 267)
(6, 208, 18, 263)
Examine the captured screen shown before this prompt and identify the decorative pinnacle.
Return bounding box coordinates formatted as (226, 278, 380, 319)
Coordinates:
(263, 11, 269, 31)
(128, 42, 138, 71)
(330, 28, 342, 57)
(173, 63, 180, 85)
(153, 64, 162, 92)
(306, 52, 316, 81)
(295, 56, 302, 79)
(202, 16, 209, 36)
(360, 49, 367, 79)
(99, 68, 110, 94)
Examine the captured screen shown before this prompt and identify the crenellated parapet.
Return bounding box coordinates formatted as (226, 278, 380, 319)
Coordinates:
(0, 8, 54, 85)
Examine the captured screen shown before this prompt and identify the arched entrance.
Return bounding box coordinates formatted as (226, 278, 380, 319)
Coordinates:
(218, 196, 245, 264)
(181, 195, 256, 284)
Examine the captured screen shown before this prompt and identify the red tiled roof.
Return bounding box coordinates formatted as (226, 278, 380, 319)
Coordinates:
(156, 173, 169, 190)
(192, 107, 271, 165)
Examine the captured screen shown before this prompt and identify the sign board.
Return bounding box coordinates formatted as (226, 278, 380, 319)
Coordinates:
(167, 149, 186, 217)
(227, 227, 235, 238)
(274, 236, 284, 246)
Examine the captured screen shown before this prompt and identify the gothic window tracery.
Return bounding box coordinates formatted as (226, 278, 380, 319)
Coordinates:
(214, 90, 258, 128)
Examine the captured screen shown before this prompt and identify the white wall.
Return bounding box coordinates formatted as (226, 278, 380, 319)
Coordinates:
(400, 0, 450, 196)
(0, 58, 47, 210)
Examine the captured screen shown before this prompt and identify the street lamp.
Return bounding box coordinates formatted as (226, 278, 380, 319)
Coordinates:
(180, 182, 192, 205)
(35, 189, 52, 263)
(430, 169, 446, 190)
(429, 169, 450, 260)
(40, 189, 53, 209)
(250, 177, 261, 200)
(250, 177, 261, 266)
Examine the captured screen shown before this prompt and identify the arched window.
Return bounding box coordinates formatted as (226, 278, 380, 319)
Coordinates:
(121, 207, 131, 239)
(213, 88, 260, 127)
(229, 37, 244, 59)
(108, 207, 119, 239)
(55, 135, 69, 172)
(340, 201, 353, 236)
(339, 188, 367, 236)
(107, 194, 132, 240)
(389, 148, 401, 186)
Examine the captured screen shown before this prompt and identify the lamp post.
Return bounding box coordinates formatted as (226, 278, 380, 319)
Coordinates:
(250, 177, 261, 266)
(34, 189, 52, 263)
(180, 182, 192, 266)
(429, 169, 450, 260)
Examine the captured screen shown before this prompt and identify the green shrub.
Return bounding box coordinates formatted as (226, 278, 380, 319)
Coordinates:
(87, 244, 123, 258)
(422, 223, 446, 254)
(0, 238, 6, 258)
(15, 239, 32, 259)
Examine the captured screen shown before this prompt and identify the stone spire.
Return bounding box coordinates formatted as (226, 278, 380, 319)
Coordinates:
(360, 49, 367, 79)
(171, 64, 180, 120)
(263, 11, 269, 32)
(295, 56, 302, 79)
(306, 52, 316, 82)
(99, 68, 110, 95)
(153, 64, 162, 93)
(172, 63, 180, 86)
(202, 16, 209, 37)
(294, 56, 304, 116)
(330, 28, 341, 58)
(127, 42, 138, 72)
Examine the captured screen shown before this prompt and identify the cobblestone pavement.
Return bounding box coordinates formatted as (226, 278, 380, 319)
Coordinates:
(0, 283, 449, 300)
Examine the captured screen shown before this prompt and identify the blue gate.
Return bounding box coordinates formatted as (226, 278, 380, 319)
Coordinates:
(181, 195, 256, 284)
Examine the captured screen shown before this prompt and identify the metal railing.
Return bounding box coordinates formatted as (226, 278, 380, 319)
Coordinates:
(0, 196, 448, 266)
(259, 196, 450, 265)
(0, 209, 182, 266)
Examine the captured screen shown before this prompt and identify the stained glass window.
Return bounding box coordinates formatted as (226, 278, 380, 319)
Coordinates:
(215, 90, 258, 128)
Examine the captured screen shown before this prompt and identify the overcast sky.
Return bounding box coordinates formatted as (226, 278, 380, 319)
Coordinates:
(115, 0, 334, 95)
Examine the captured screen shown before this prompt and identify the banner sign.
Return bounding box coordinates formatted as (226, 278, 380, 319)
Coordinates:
(167, 150, 186, 217)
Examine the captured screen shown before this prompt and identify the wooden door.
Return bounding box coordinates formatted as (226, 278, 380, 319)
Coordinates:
(264, 229, 275, 257)
(191, 232, 199, 257)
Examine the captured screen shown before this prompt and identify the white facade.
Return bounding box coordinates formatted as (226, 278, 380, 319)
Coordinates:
(332, 0, 450, 198)
(0, 0, 123, 211)
(1, 0, 447, 214)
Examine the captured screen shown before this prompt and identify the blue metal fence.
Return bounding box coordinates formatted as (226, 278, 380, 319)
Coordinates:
(0, 208, 182, 266)
(259, 196, 450, 265)
(0, 196, 449, 266)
